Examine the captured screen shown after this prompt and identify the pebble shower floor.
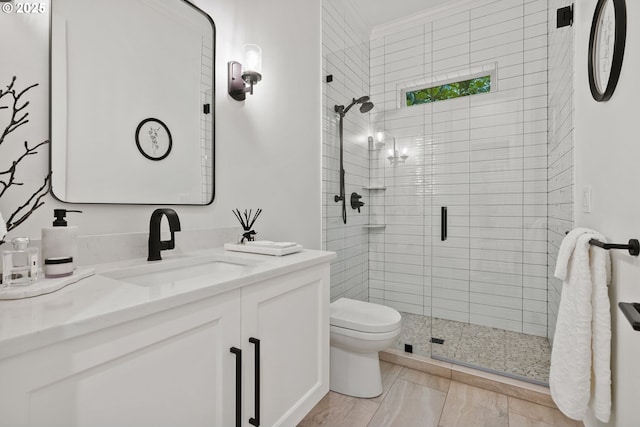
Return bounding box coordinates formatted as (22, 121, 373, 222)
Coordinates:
(394, 312, 551, 384)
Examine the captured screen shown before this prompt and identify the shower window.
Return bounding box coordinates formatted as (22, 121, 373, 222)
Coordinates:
(398, 62, 497, 109)
(405, 75, 491, 106)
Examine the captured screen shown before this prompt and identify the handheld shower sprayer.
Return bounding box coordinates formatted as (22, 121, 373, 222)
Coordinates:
(333, 95, 374, 224)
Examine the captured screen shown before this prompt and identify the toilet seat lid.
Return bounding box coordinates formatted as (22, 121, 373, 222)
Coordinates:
(330, 298, 401, 333)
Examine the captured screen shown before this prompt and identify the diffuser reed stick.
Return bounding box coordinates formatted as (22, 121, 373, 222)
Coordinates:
(232, 208, 262, 243)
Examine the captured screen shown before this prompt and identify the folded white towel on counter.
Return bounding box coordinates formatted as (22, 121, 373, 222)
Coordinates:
(225, 242, 303, 256)
(0, 210, 7, 241)
(245, 240, 297, 249)
(550, 228, 611, 426)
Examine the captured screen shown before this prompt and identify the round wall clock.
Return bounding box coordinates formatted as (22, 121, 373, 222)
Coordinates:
(588, 0, 626, 102)
(135, 118, 173, 161)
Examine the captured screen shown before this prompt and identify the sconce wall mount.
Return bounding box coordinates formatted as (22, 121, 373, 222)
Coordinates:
(228, 61, 262, 101)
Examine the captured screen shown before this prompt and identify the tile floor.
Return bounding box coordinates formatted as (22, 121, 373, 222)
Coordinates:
(298, 361, 583, 427)
(394, 313, 552, 383)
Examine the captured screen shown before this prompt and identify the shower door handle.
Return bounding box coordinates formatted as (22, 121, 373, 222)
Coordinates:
(441, 206, 447, 241)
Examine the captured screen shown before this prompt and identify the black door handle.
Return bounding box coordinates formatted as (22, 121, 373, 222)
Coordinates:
(249, 337, 261, 426)
(229, 347, 242, 427)
(441, 206, 447, 241)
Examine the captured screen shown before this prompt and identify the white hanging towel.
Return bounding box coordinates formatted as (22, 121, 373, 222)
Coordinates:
(550, 228, 611, 426)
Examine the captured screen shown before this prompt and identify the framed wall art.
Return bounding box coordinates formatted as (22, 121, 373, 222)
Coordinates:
(135, 118, 173, 161)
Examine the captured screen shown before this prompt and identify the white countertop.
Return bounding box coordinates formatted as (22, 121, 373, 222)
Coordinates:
(0, 248, 335, 360)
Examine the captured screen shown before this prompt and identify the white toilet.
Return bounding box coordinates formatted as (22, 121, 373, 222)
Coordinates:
(329, 298, 402, 398)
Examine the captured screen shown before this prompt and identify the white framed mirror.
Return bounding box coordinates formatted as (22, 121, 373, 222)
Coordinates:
(50, 0, 215, 204)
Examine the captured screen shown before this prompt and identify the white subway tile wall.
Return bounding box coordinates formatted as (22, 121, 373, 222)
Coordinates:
(369, 0, 549, 336)
(322, 0, 371, 302)
(546, 0, 574, 343)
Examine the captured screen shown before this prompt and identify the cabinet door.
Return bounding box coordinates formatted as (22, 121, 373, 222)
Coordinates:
(241, 264, 330, 427)
(0, 290, 241, 427)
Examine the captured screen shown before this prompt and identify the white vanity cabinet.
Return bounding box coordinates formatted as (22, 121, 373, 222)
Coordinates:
(0, 257, 330, 427)
(241, 263, 329, 427)
(0, 290, 242, 427)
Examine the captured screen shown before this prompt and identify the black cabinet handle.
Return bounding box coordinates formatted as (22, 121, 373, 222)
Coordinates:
(249, 337, 261, 426)
(441, 206, 447, 241)
(229, 347, 242, 427)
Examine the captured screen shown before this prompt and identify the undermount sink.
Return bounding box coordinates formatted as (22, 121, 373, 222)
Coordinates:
(102, 254, 258, 288)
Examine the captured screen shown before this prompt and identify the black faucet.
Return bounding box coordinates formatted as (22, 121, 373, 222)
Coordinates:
(148, 208, 181, 261)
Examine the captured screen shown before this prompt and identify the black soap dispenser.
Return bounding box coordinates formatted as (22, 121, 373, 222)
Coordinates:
(41, 209, 82, 270)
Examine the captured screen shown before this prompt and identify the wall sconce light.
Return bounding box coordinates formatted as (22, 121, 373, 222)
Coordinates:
(228, 44, 262, 101)
(387, 138, 408, 165)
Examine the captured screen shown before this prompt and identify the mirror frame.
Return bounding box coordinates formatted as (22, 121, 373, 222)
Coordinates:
(49, 0, 216, 205)
(588, 0, 626, 102)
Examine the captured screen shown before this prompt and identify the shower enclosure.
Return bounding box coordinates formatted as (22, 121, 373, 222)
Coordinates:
(323, 0, 574, 385)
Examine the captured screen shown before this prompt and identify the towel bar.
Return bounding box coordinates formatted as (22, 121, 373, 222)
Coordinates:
(588, 239, 640, 256)
(563, 232, 640, 256)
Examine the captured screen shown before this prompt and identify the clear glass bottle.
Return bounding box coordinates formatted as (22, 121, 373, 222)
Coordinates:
(2, 237, 39, 287)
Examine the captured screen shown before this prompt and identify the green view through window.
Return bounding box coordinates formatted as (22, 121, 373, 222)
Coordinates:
(405, 75, 491, 106)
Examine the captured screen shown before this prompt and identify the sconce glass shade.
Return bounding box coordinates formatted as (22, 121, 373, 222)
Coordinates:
(242, 44, 262, 90)
(243, 44, 262, 75)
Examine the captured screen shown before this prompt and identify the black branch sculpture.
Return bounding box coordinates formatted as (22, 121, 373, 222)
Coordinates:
(0, 76, 51, 245)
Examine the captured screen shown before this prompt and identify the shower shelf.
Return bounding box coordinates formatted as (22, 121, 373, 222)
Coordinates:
(363, 224, 386, 229)
(363, 186, 386, 190)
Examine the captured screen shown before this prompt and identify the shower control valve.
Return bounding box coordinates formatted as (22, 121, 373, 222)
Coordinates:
(350, 192, 365, 213)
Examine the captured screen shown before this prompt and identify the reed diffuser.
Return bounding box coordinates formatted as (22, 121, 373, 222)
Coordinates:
(233, 209, 262, 243)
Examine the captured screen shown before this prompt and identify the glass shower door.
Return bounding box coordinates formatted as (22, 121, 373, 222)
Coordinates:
(429, 96, 472, 363)
(363, 0, 553, 385)
(427, 86, 550, 383)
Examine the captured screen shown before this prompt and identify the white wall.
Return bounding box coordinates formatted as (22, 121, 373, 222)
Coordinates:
(0, 0, 322, 248)
(574, 1, 640, 426)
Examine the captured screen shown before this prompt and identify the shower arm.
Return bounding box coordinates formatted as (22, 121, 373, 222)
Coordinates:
(342, 101, 355, 115)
